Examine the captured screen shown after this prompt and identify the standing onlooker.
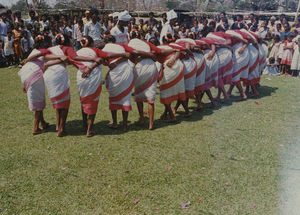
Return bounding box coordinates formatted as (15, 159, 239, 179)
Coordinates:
(26, 10, 36, 28)
(39, 14, 49, 31)
(159, 10, 177, 44)
(280, 35, 295, 75)
(73, 19, 84, 50)
(110, 11, 131, 44)
(291, 37, 300, 76)
(0, 12, 9, 40)
(3, 31, 14, 67)
(268, 16, 277, 35)
(280, 23, 291, 41)
(84, 9, 104, 48)
(0, 39, 7, 67)
(12, 22, 23, 65)
(231, 14, 246, 30)
(21, 31, 30, 59)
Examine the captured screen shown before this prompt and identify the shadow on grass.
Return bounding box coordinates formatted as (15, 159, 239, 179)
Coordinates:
(60, 85, 278, 136)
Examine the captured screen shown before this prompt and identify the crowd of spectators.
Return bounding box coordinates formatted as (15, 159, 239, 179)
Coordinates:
(0, 9, 300, 75)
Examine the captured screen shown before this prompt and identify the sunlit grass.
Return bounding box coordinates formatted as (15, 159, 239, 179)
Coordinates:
(0, 66, 297, 214)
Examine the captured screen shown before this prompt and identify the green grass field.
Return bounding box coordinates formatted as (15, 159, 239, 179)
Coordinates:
(0, 66, 298, 214)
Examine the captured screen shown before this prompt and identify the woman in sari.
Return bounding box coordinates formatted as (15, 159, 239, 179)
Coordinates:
(226, 29, 250, 100)
(44, 34, 99, 137)
(173, 37, 198, 116)
(102, 36, 137, 131)
(128, 31, 162, 130)
(18, 35, 67, 135)
(76, 36, 130, 136)
(241, 29, 260, 97)
(194, 39, 216, 108)
(157, 33, 186, 122)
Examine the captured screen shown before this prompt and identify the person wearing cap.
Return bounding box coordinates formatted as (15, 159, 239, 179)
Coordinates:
(82, 10, 90, 25)
(159, 10, 177, 44)
(110, 10, 130, 44)
(84, 9, 104, 48)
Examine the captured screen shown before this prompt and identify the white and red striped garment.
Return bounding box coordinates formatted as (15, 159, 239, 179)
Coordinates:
(44, 45, 71, 109)
(76, 47, 103, 115)
(128, 39, 160, 104)
(18, 49, 48, 111)
(157, 45, 186, 104)
(103, 43, 134, 111)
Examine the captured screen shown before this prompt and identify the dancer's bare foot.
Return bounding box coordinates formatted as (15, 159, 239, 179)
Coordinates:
(122, 124, 130, 131)
(33, 128, 44, 135)
(86, 131, 95, 138)
(196, 103, 203, 110)
(160, 113, 167, 120)
(82, 122, 87, 132)
(172, 107, 177, 115)
(107, 123, 118, 129)
(148, 124, 154, 130)
(184, 112, 192, 118)
(57, 130, 68, 137)
(241, 93, 247, 100)
(135, 118, 145, 125)
(210, 101, 217, 108)
(41, 121, 49, 130)
(165, 117, 176, 123)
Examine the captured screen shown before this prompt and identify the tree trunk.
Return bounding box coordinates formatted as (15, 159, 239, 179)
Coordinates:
(100, 0, 104, 9)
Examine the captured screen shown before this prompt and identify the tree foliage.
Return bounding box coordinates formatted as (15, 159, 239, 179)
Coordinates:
(165, 0, 180, 10)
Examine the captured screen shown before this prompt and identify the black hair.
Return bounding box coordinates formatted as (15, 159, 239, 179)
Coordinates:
(269, 57, 275, 64)
(55, 34, 70, 46)
(149, 37, 159, 46)
(130, 31, 140, 39)
(29, 10, 35, 15)
(34, 36, 44, 49)
(90, 8, 99, 17)
(43, 36, 52, 48)
(104, 35, 116, 44)
(82, 36, 94, 47)
(274, 35, 280, 42)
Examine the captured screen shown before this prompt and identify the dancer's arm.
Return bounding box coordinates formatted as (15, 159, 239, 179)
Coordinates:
(206, 44, 216, 60)
(42, 59, 66, 72)
(166, 51, 180, 67)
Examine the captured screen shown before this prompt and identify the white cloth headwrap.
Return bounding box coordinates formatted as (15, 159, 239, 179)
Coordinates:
(118, 11, 131, 21)
(167, 9, 177, 21)
(112, 12, 119, 19)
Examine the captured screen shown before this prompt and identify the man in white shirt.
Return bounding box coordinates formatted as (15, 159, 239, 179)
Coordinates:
(110, 11, 130, 44)
(0, 12, 9, 40)
(84, 9, 104, 48)
(159, 10, 177, 44)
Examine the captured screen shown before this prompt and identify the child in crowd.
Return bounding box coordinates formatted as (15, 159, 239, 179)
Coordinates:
(21, 31, 30, 59)
(12, 22, 23, 66)
(145, 27, 155, 41)
(3, 31, 14, 68)
(263, 57, 280, 76)
(269, 35, 281, 64)
(281, 35, 295, 75)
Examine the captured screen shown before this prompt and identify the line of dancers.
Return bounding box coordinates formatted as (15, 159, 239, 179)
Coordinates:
(18, 29, 268, 137)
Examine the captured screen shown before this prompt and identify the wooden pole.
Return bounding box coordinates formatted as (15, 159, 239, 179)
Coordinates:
(128, 0, 131, 12)
(295, 0, 300, 22)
